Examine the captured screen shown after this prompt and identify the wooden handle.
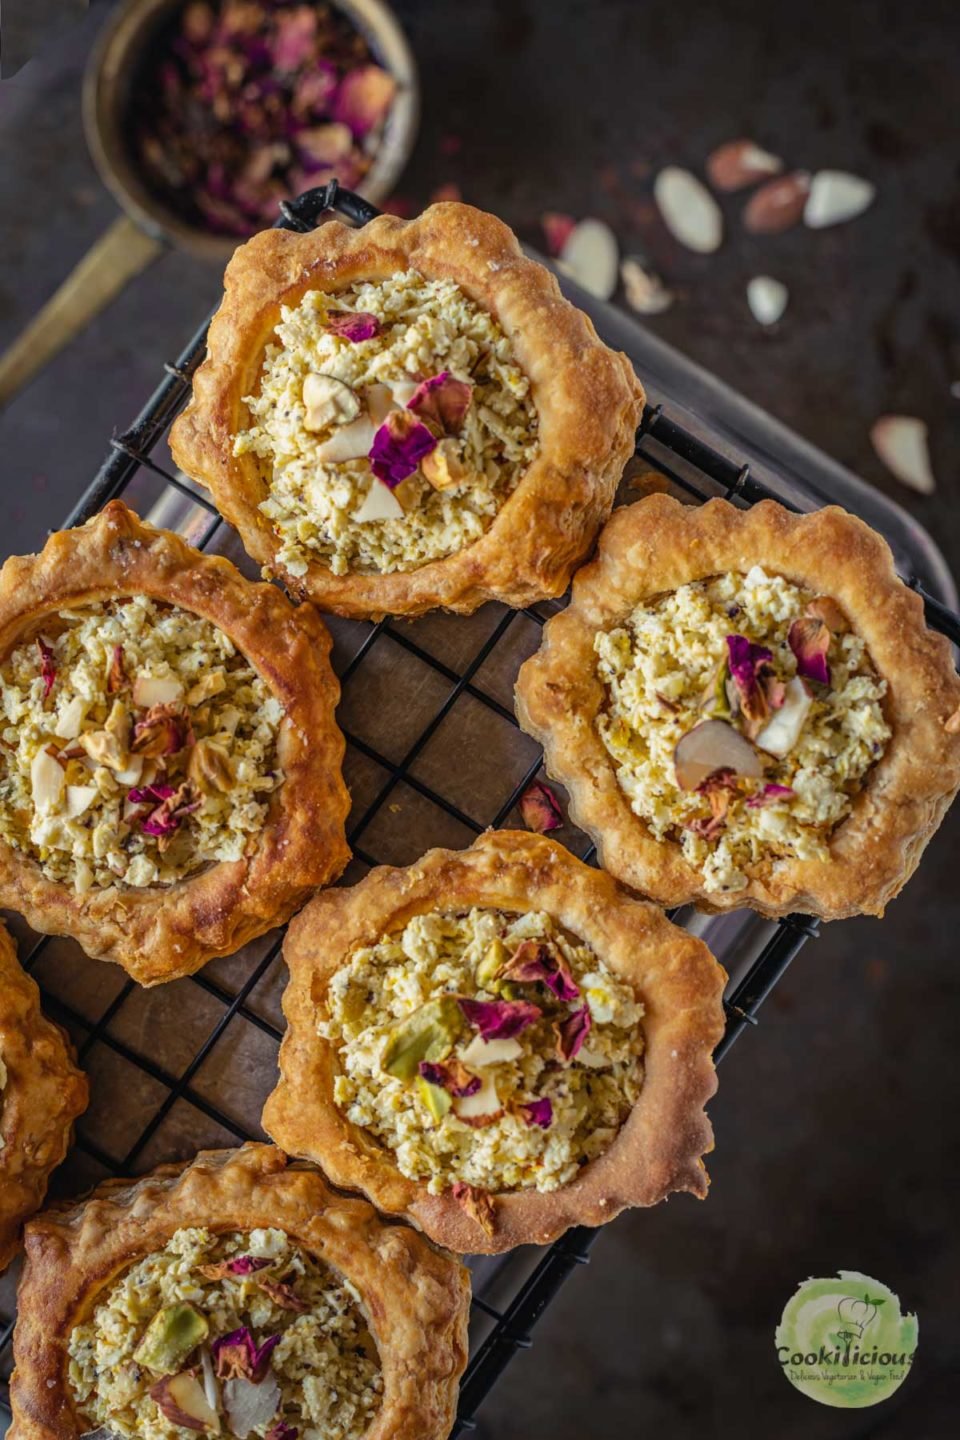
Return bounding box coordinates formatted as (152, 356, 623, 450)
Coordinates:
(0, 215, 164, 410)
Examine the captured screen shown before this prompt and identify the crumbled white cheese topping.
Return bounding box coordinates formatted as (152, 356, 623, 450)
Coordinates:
(594, 567, 891, 893)
(321, 907, 645, 1196)
(234, 270, 539, 577)
(0, 597, 283, 892)
(66, 1226, 382, 1440)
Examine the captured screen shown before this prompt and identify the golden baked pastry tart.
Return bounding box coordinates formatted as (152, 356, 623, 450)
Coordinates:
(168, 200, 644, 619)
(8, 1144, 469, 1440)
(262, 831, 725, 1255)
(0, 923, 88, 1273)
(516, 494, 960, 919)
(0, 502, 350, 985)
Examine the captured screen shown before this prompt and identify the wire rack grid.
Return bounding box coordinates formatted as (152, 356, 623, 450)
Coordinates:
(1, 183, 957, 1437)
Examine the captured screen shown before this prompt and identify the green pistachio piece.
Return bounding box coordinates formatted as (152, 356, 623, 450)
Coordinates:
(133, 1302, 209, 1375)
(382, 996, 463, 1081)
(699, 657, 732, 719)
(476, 939, 507, 991)
(417, 1076, 452, 1122)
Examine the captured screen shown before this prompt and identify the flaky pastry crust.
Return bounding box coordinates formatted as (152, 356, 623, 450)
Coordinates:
(9, 1144, 470, 1440)
(0, 923, 88, 1273)
(169, 201, 644, 619)
(263, 830, 725, 1255)
(516, 494, 960, 919)
(0, 502, 350, 984)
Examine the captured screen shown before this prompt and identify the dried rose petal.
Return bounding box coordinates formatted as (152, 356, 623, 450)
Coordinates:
(212, 1327, 280, 1383)
(139, 782, 200, 840)
(458, 997, 541, 1041)
(746, 783, 795, 808)
(369, 410, 437, 488)
(271, 7, 317, 71)
(430, 181, 462, 203)
(36, 638, 56, 699)
(519, 780, 563, 833)
(451, 1180, 495, 1236)
(419, 1059, 481, 1097)
(333, 64, 396, 137)
(689, 767, 739, 838)
(266, 1424, 298, 1440)
(541, 211, 576, 256)
(406, 372, 473, 434)
(556, 1005, 592, 1063)
(133, 702, 191, 758)
(325, 311, 381, 343)
(127, 782, 176, 807)
(256, 1278, 309, 1313)
(519, 1097, 553, 1129)
(501, 940, 580, 1003)
(726, 634, 775, 728)
(296, 121, 353, 168)
(788, 617, 831, 685)
(197, 1255, 272, 1280)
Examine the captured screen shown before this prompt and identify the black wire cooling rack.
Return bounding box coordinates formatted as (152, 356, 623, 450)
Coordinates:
(1, 181, 958, 1436)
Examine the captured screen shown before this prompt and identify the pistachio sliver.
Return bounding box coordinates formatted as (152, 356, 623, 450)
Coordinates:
(134, 1301, 209, 1375)
(381, 996, 464, 1080)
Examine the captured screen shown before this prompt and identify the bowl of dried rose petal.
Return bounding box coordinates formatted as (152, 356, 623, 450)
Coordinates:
(85, 0, 419, 254)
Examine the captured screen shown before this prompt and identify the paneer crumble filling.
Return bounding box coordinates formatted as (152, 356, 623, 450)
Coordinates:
(0, 598, 283, 893)
(234, 270, 539, 577)
(66, 1226, 382, 1440)
(321, 908, 645, 1197)
(594, 567, 892, 894)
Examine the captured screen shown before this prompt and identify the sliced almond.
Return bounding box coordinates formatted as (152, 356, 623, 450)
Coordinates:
(755, 677, 812, 757)
(186, 672, 227, 706)
(746, 275, 789, 326)
(315, 414, 377, 464)
(654, 167, 723, 254)
(302, 372, 361, 431)
(31, 747, 65, 813)
(365, 382, 399, 426)
(620, 256, 674, 315)
(52, 695, 88, 741)
(133, 674, 184, 709)
(870, 415, 936, 495)
(804, 170, 876, 229)
(453, 1071, 501, 1122)
(743, 172, 811, 235)
(673, 719, 763, 791)
(353, 479, 404, 523)
(706, 139, 783, 192)
(459, 1034, 523, 1067)
(389, 379, 420, 406)
(65, 784, 97, 819)
(558, 217, 620, 299)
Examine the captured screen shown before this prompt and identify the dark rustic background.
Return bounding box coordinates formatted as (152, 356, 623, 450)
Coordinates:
(1, 1, 958, 1436)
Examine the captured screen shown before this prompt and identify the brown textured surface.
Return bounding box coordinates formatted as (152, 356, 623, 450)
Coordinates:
(517, 494, 960, 919)
(170, 202, 644, 619)
(0, 923, 88, 1274)
(8, 1143, 470, 1440)
(264, 830, 726, 1254)
(0, 502, 351, 984)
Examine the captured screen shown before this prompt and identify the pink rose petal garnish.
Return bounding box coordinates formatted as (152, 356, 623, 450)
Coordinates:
(197, 1254, 272, 1280)
(541, 211, 577, 256)
(746, 783, 795, 808)
(266, 1424, 298, 1440)
(369, 409, 437, 488)
(501, 940, 580, 1003)
(37, 638, 56, 699)
(458, 997, 541, 1040)
(726, 634, 774, 725)
(406, 371, 473, 434)
(333, 64, 397, 138)
(519, 1097, 553, 1129)
(212, 1328, 280, 1383)
(518, 780, 563, 833)
(788, 617, 831, 685)
(556, 1005, 592, 1063)
(326, 311, 381, 342)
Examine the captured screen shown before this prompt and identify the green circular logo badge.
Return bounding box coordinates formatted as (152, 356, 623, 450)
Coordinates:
(775, 1271, 918, 1408)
